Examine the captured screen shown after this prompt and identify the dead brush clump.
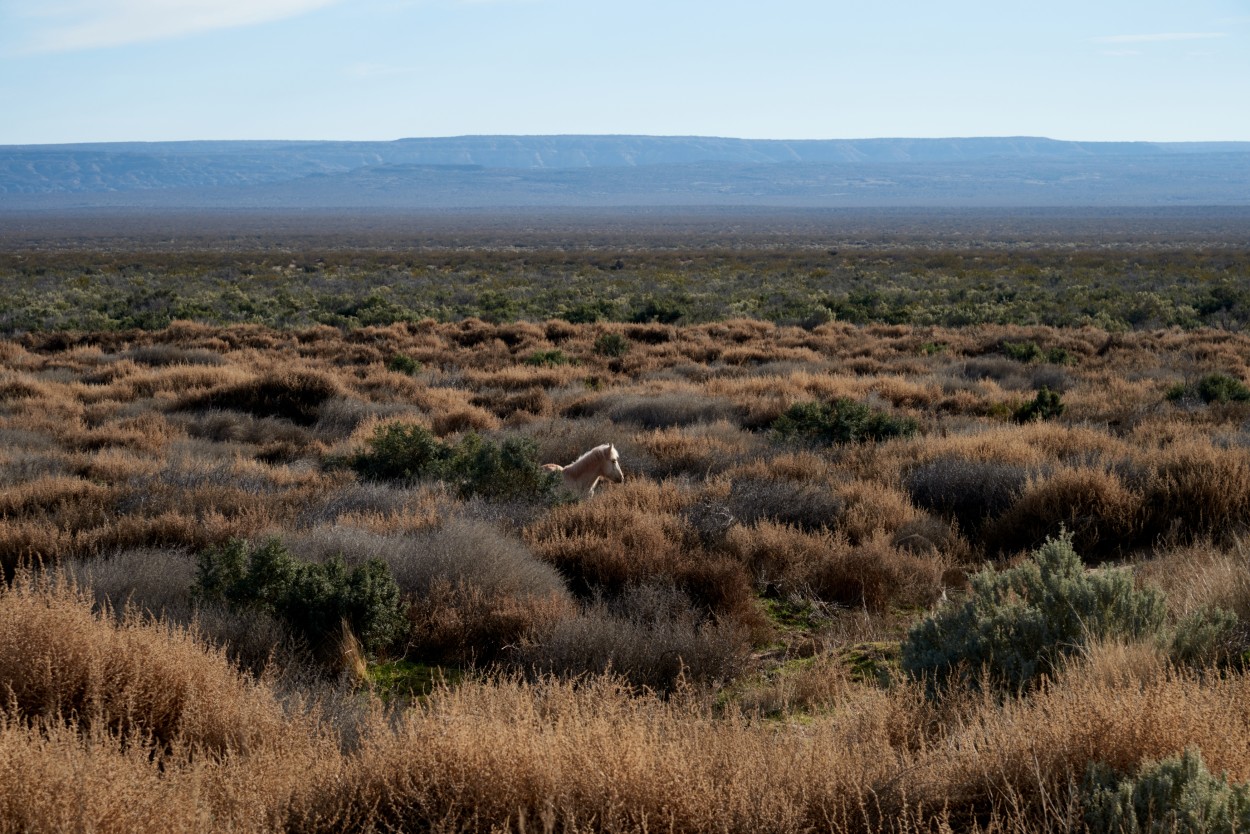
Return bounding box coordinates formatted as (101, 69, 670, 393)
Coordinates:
(469, 385, 552, 420)
(515, 581, 751, 691)
(303, 671, 955, 834)
(834, 478, 922, 544)
(726, 474, 845, 533)
(595, 388, 743, 429)
(524, 484, 758, 624)
(175, 368, 344, 426)
(907, 667, 1250, 830)
(1131, 438, 1250, 546)
(722, 521, 947, 612)
(982, 466, 1141, 559)
(639, 420, 763, 478)
(0, 570, 291, 755)
(116, 362, 252, 400)
(462, 364, 583, 391)
(123, 343, 227, 367)
(1140, 540, 1250, 621)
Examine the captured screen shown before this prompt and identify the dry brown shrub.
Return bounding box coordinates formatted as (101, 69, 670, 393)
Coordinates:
(463, 365, 583, 391)
(983, 466, 1141, 558)
(834, 478, 920, 544)
(0, 571, 290, 754)
(112, 363, 246, 401)
(516, 582, 750, 690)
(1133, 438, 1250, 545)
(0, 474, 110, 518)
(75, 412, 178, 454)
(470, 386, 552, 419)
(1139, 539, 1250, 619)
(176, 368, 344, 426)
(640, 421, 763, 478)
(723, 522, 946, 612)
(0, 370, 58, 401)
(908, 668, 1250, 828)
(525, 484, 757, 622)
(430, 406, 501, 435)
(869, 375, 943, 410)
(68, 447, 160, 484)
(409, 581, 576, 665)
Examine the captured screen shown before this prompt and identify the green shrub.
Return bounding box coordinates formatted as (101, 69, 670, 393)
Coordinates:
(525, 349, 572, 367)
(194, 537, 405, 657)
(347, 423, 560, 501)
(1197, 373, 1250, 404)
(1167, 373, 1250, 405)
(349, 423, 448, 483)
(386, 353, 422, 375)
(1002, 340, 1046, 363)
(772, 398, 917, 446)
(593, 332, 631, 359)
(1014, 386, 1066, 422)
(1085, 748, 1250, 834)
(1168, 605, 1240, 668)
(901, 534, 1167, 692)
(1001, 341, 1073, 365)
(444, 433, 562, 501)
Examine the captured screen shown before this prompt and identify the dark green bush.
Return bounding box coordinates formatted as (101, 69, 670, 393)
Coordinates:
(1197, 373, 1250, 404)
(772, 398, 917, 446)
(445, 433, 562, 501)
(1002, 340, 1046, 363)
(1085, 748, 1250, 834)
(349, 423, 448, 483)
(386, 353, 422, 375)
(525, 349, 572, 367)
(1002, 341, 1073, 366)
(194, 537, 405, 657)
(1167, 373, 1250, 405)
(1014, 386, 1066, 422)
(348, 423, 560, 501)
(901, 534, 1167, 692)
(593, 332, 631, 358)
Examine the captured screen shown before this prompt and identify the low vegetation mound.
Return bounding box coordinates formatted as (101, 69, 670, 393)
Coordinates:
(177, 369, 342, 425)
(194, 537, 406, 659)
(347, 422, 561, 501)
(771, 398, 917, 446)
(901, 534, 1236, 692)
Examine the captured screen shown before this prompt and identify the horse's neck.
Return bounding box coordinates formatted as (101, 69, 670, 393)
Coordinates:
(562, 449, 603, 493)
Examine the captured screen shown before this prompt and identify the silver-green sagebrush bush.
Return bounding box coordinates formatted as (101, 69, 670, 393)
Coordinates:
(902, 534, 1174, 692)
(1085, 748, 1250, 834)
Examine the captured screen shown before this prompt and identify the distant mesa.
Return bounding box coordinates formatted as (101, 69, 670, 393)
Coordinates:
(2, 135, 1248, 208)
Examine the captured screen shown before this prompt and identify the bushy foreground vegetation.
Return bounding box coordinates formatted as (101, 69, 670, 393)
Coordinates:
(4, 303, 1250, 830)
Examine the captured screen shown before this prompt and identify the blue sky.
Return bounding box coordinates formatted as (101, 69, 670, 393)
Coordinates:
(1, 0, 1248, 144)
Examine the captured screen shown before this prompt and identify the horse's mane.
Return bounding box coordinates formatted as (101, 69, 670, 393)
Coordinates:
(574, 443, 611, 463)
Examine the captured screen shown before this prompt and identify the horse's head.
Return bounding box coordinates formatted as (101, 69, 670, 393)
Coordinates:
(603, 444, 625, 484)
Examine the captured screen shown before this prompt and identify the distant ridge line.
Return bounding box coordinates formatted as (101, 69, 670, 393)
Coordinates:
(3, 135, 1249, 208)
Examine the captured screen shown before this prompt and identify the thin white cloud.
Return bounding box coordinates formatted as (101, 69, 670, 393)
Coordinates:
(18, 0, 342, 53)
(1093, 32, 1227, 44)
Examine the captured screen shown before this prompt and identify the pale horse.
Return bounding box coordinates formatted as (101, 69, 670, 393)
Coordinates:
(542, 444, 624, 497)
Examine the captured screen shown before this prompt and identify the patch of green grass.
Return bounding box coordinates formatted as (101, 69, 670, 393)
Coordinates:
(837, 642, 900, 685)
(368, 660, 462, 700)
(760, 597, 831, 634)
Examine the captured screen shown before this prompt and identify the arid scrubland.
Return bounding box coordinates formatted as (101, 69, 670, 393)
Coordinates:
(3, 300, 1250, 830)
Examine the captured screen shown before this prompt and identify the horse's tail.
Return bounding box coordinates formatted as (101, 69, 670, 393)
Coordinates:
(541, 463, 564, 472)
